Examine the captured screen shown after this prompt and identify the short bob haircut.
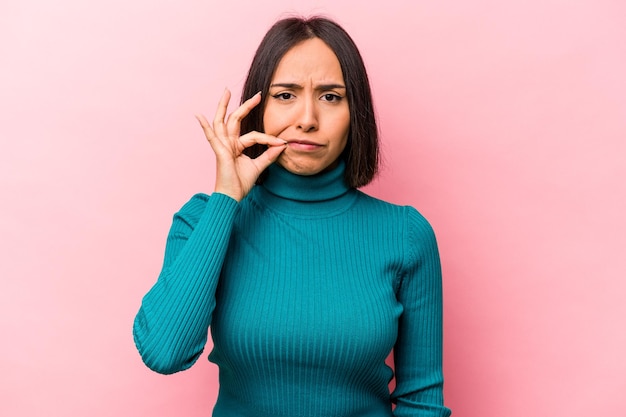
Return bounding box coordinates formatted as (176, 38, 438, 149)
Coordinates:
(240, 16, 379, 188)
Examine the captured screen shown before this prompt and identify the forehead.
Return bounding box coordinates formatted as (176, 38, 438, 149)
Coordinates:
(272, 38, 344, 82)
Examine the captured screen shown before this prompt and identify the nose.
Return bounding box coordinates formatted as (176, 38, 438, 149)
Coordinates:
(296, 96, 318, 132)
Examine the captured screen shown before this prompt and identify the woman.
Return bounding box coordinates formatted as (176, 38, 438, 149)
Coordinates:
(133, 16, 451, 417)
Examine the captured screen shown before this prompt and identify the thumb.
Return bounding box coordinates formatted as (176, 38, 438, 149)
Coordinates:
(253, 143, 287, 172)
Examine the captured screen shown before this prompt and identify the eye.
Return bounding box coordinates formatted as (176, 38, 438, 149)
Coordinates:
(273, 92, 294, 100)
(321, 93, 342, 102)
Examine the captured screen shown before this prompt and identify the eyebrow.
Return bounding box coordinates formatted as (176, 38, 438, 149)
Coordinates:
(269, 82, 346, 90)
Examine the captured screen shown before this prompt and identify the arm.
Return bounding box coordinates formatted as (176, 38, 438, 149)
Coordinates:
(133, 192, 238, 374)
(391, 207, 452, 417)
(133, 90, 286, 374)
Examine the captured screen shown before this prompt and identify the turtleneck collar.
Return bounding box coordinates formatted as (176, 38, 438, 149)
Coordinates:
(250, 160, 358, 218)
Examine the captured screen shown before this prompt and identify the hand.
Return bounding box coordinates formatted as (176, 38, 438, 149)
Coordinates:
(195, 89, 287, 202)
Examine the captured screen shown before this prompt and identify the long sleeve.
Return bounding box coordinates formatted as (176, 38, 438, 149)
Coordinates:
(391, 207, 451, 417)
(133, 193, 239, 374)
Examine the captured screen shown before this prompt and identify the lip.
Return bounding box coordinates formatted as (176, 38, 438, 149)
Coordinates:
(285, 139, 324, 151)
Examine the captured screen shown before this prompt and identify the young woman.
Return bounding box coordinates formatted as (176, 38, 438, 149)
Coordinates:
(133, 16, 451, 417)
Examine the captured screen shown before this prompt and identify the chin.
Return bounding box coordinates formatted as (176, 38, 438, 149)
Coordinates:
(280, 164, 323, 176)
(277, 158, 328, 177)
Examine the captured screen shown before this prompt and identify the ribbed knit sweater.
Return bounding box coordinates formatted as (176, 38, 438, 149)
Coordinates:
(133, 161, 451, 417)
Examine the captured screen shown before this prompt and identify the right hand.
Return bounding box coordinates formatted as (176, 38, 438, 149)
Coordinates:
(195, 89, 287, 202)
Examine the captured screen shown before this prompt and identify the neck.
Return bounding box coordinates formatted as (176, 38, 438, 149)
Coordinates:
(251, 161, 357, 217)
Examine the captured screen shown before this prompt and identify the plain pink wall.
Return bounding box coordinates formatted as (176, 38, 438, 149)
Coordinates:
(1, 0, 625, 416)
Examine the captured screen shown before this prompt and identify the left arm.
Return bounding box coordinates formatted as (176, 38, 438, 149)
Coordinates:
(391, 207, 451, 417)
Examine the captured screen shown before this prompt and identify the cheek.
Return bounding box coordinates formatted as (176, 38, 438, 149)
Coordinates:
(333, 109, 351, 138)
(262, 106, 286, 135)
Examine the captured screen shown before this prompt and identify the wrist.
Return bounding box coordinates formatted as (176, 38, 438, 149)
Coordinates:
(213, 185, 243, 203)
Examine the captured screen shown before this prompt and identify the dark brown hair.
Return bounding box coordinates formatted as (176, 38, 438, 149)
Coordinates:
(240, 16, 379, 188)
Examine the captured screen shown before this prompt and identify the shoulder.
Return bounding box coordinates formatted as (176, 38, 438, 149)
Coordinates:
(355, 190, 435, 230)
(355, 191, 438, 261)
(353, 190, 405, 215)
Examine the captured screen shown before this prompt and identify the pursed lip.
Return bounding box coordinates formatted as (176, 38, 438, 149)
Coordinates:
(285, 139, 323, 146)
(284, 139, 324, 151)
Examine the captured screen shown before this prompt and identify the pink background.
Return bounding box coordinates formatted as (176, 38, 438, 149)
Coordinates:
(1, 0, 625, 416)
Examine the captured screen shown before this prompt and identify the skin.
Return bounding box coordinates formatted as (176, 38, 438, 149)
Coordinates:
(195, 37, 350, 202)
(263, 37, 350, 176)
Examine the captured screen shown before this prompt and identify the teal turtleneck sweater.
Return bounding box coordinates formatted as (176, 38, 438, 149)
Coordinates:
(133, 162, 451, 417)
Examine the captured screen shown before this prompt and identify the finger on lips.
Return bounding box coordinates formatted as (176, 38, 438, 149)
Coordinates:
(239, 131, 287, 148)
